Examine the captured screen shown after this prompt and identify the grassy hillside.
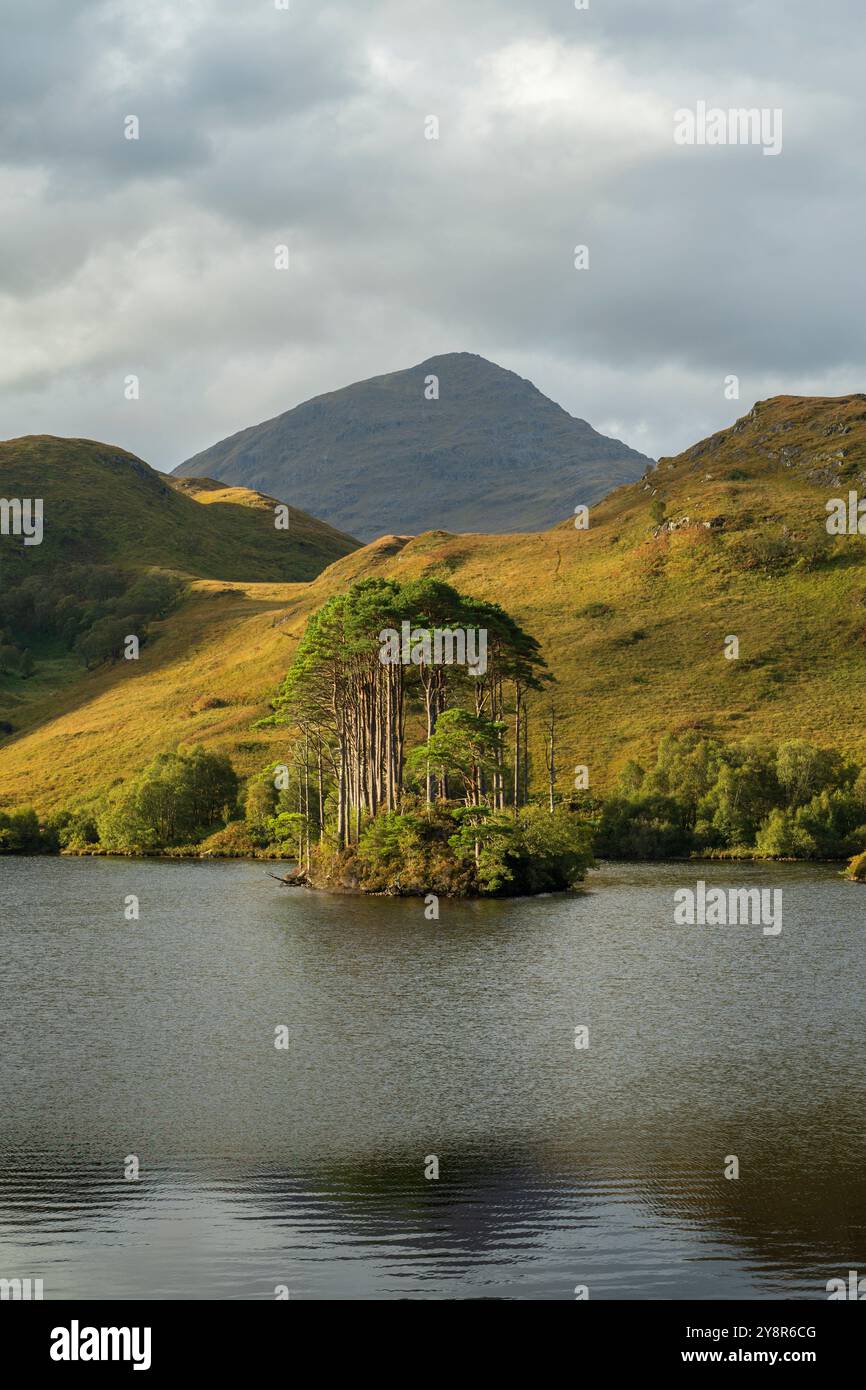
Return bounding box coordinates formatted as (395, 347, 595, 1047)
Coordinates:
(174, 352, 653, 539)
(0, 437, 357, 581)
(0, 436, 357, 780)
(3, 397, 866, 814)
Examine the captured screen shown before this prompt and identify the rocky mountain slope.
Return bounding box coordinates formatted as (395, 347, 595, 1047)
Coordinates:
(173, 353, 653, 539)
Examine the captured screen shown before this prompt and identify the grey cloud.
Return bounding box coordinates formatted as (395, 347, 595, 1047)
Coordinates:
(0, 0, 864, 470)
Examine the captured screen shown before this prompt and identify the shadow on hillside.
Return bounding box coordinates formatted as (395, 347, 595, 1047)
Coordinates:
(0, 586, 298, 765)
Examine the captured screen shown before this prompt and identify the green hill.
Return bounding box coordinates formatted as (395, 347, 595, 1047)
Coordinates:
(0, 436, 358, 582)
(0, 436, 357, 776)
(2, 398, 866, 814)
(172, 352, 653, 540)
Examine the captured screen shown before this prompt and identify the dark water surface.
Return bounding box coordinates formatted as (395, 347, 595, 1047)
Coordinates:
(0, 856, 863, 1300)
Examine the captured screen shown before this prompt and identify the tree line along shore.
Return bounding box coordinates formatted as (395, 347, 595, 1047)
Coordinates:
(3, 580, 866, 889)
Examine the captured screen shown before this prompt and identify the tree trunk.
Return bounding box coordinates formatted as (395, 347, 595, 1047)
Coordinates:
(513, 683, 522, 813)
(545, 708, 556, 812)
(317, 737, 324, 843)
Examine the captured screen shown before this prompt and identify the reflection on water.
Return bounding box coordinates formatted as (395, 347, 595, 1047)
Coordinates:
(0, 856, 863, 1299)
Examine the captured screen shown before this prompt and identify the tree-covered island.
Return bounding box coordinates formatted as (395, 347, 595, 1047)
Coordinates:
(256, 578, 593, 895)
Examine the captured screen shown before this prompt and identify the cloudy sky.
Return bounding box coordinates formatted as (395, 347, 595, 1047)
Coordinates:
(1, 0, 863, 470)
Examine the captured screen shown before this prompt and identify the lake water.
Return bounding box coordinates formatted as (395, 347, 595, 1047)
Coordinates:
(0, 855, 863, 1300)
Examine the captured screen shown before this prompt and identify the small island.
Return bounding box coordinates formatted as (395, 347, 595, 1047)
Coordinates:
(256, 577, 593, 896)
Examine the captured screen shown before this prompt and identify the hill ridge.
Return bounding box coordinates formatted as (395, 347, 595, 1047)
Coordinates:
(0, 435, 358, 581)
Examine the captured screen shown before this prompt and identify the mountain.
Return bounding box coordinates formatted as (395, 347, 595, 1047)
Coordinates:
(172, 353, 654, 539)
(4, 395, 866, 814)
(0, 436, 358, 582)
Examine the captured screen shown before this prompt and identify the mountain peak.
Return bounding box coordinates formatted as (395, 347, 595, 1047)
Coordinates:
(173, 355, 652, 539)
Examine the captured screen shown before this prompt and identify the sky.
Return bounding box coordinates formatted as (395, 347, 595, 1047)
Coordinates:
(1, 0, 864, 471)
